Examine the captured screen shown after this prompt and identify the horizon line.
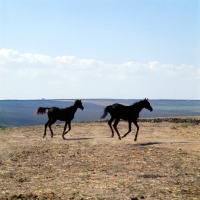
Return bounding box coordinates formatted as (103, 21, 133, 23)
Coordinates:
(0, 98, 199, 101)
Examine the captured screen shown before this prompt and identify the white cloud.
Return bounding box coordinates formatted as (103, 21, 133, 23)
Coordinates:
(17, 69, 42, 79)
(0, 48, 199, 99)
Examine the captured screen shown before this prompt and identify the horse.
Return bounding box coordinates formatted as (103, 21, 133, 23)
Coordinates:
(36, 100, 84, 139)
(101, 98, 153, 141)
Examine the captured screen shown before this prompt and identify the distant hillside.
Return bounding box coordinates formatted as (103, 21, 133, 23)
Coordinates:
(0, 99, 200, 127)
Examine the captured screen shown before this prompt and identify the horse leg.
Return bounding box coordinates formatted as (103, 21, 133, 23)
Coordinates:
(43, 119, 50, 138)
(62, 121, 67, 136)
(122, 121, 132, 138)
(113, 118, 121, 140)
(62, 121, 68, 139)
(133, 121, 139, 141)
(108, 117, 115, 137)
(62, 122, 71, 139)
(48, 119, 57, 138)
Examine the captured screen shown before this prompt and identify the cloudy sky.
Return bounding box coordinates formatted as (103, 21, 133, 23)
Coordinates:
(0, 0, 199, 100)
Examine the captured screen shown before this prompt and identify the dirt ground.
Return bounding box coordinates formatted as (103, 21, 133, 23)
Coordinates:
(0, 118, 200, 200)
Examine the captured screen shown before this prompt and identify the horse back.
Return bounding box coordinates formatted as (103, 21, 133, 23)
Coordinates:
(48, 107, 74, 121)
(109, 104, 139, 121)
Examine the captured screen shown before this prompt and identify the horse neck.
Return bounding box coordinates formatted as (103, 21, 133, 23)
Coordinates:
(132, 102, 145, 113)
(70, 105, 79, 113)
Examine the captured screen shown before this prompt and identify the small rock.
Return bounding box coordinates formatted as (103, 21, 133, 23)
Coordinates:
(131, 197, 138, 200)
(17, 194, 24, 198)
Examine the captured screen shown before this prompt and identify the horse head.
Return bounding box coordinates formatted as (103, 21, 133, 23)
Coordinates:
(143, 98, 153, 112)
(74, 100, 84, 110)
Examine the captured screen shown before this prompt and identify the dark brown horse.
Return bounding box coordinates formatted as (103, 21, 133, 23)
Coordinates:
(36, 100, 84, 139)
(101, 98, 153, 141)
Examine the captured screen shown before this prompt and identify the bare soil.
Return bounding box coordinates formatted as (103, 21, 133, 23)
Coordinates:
(0, 118, 200, 200)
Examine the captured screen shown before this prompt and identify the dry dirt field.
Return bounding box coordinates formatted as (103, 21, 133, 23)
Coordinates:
(0, 118, 200, 200)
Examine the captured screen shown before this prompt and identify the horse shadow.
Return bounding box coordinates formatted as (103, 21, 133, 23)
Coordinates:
(138, 142, 163, 146)
(63, 137, 94, 141)
(136, 141, 188, 146)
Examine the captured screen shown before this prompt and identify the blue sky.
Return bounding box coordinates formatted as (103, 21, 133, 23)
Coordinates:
(0, 0, 200, 99)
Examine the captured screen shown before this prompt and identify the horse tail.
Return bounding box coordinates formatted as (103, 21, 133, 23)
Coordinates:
(101, 106, 111, 119)
(36, 107, 50, 115)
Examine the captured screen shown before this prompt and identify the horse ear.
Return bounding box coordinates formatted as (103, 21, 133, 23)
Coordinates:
(147, 98, 148, 101)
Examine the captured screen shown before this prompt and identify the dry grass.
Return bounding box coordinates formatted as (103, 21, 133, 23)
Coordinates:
(0, 119, 200, 200)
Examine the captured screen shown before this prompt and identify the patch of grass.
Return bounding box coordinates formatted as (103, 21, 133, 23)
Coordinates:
(171, 125, 177, 130)
(95, 196, 106, 200)
(111, 188, 117, 192)
(181, 123, 188, 128)
(72, 190, 80, 195)
(174, 164, 181, 169)
(143, 157, 147, 161)
(82, 173, 91, 178)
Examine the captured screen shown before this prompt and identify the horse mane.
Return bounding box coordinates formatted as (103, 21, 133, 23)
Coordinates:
(74, 100, 81, 105)
(131, 99, 145, 107)
(131, 98, 148, 106)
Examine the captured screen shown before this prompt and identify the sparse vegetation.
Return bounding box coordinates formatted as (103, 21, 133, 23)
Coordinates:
(0, 119, 200, 199)
(170, 125, 177, 130)
(181, 123, 188, 128)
